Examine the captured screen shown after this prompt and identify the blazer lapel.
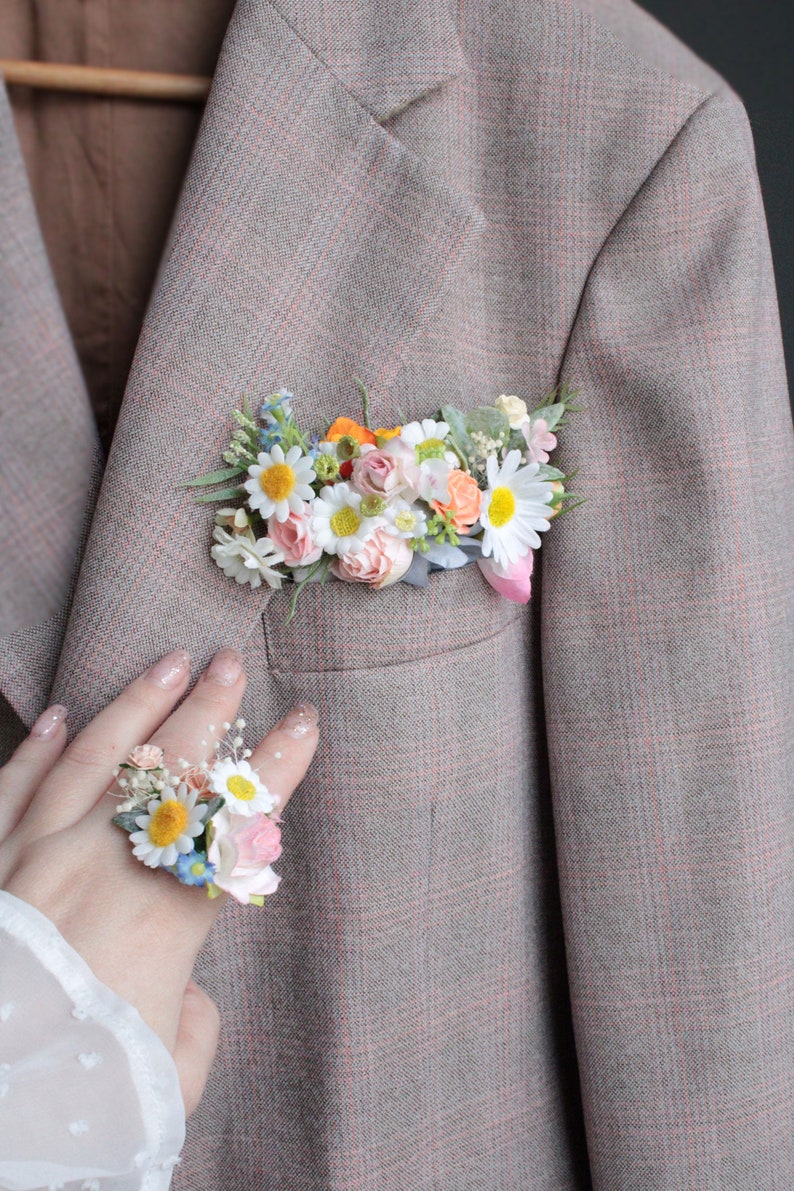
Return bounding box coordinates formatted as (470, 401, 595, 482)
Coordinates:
(264, 0, 466, 121)
(0, 88, 101, 725)
(51, 0, 481, 726)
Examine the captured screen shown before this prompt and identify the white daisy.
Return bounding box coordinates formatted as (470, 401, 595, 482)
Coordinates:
(311, 483, 384, 556)
(382, 498, 428, 541)
(130, 784, 206, 868)
(398, 418, 455, 465)
(208, 758, 275, 816)
(211, 527, 285, 589)
(244, 444, 316, 522)
(480, 450, 553, 569)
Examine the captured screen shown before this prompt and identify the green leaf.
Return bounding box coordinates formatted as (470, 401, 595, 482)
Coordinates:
(201, 796, 224, 821)
(551, 495, 587, 518)
(181, 467, 246, 488)
(537, 464, 566, 481)
(195, 486, 246, 504)
(441, 405, 473, 466)
(529, 402, 566, 432)
(285, 557, 331, 623)
(466, 405, 510, 442)
(112, 812, 141, 833)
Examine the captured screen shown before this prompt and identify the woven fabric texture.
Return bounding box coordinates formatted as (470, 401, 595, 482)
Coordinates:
(0, 0, 792, 1187)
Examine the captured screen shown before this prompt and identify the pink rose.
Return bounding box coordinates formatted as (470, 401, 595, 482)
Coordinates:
(127, 744, 164, 770)
(230, 814, 283, 867)
(208, 808, 282, 904)
(522, 417, 557, 464)
(267, 502, 322, 567)
(478, 551, 534, 604)
(351, 447, 402, 498)
(333, 528, 413, 589)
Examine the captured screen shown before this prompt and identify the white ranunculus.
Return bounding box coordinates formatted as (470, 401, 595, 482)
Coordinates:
(495, 394, 529, 429)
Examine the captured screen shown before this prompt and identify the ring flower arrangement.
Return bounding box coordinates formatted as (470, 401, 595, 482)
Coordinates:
(112, 726, 282, 905)
(187, 383, 581, 615)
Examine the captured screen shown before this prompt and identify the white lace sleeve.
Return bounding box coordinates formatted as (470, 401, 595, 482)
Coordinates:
(0, 892, 185, 1191)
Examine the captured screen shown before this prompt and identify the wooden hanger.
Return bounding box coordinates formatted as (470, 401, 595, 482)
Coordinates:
(0, 60, 211, 103)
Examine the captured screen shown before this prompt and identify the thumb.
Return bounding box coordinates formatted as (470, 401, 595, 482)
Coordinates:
(172, 979, 220, 1117)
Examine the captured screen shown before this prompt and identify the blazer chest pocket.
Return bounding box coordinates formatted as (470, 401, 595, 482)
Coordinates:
(262, 565, 525, 674)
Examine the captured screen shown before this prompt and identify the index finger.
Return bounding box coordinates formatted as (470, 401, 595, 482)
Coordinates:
(245, 702, 319, 813)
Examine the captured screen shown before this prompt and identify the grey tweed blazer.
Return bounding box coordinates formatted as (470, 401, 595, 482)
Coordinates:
(1, 1, 792, 1187)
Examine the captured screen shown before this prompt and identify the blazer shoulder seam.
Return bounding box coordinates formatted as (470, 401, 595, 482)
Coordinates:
(563, 0, 731, 106)
(556, 89, 738, 384)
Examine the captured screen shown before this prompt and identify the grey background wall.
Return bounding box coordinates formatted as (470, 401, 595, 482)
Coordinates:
(641, 0, 793, 399)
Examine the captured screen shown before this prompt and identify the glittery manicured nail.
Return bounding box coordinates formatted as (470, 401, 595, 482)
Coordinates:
(30, 704, 67, 740)
(280, 703, 318, 737)
(204, 648, 243, 687)
(145, 649, 190, 689)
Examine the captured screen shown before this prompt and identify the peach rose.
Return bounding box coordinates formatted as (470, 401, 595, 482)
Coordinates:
(430, 468, 482, 533)
(333, 528, 413, 589)
(267, 503, 322, 567)
(127, 744, 164, 770)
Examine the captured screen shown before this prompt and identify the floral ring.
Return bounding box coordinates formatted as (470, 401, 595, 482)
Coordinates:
(111, 724, 283, 906)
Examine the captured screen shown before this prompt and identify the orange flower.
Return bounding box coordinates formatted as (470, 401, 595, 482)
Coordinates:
(431, 469, 482, 534)
(326, 417, 376, 446)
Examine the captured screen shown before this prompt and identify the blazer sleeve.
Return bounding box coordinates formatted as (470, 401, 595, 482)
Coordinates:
(542, 89, 794, 1189)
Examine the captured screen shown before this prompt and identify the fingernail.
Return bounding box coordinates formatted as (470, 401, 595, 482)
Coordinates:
(145, 649, 190, 689)
(280, 702, 318, 738)
(30, 704, 67, 740)
(204, 648, 243, 687)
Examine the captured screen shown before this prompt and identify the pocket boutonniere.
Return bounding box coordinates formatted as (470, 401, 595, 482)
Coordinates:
(185, 382, 581, 617)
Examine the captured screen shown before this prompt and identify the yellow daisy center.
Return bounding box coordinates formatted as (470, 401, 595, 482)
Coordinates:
(394, 509, 417, 533)
(415, 437, 447, 463)
(260, 463, 295, 503)
(330, 507, 362, 538)
(489, 486, 516, 528)
(227, 775, 257, 802)
(148, 800, 189, 847)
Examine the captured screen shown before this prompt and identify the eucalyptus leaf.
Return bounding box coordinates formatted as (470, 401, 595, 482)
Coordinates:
(466, 406, 510, 443)
(182, 467, 246, 488)
(112, 812, 141, 833)
(537, 464, 566, 481)
(440, 405, 472, 465)
(529, 402, 565, 432)
(195, 486, 246, 504)
(507, 429, 527, 454)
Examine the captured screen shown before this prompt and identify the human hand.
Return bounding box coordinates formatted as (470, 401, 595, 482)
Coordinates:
(0, 648, 318, 1115)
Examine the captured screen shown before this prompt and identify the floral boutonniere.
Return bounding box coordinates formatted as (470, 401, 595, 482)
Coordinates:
(185, 382, 581, 615)
(111, 724, 282, 905)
